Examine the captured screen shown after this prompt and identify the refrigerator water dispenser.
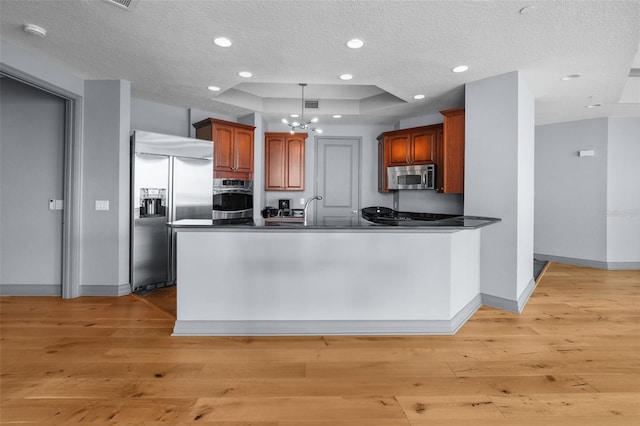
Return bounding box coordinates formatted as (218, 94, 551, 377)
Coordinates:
(140, 188, 166, 217)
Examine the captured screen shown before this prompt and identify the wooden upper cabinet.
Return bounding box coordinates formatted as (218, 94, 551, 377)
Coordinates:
(387, 134, 411, 166)
(211, 124, 234, 172)
(234, 127, 255, 174)
(377, 124, 439, 192)
(265, 132, 306, 191)
(386, 128, 436, 167)
(437, 108, 465, 194)
(411, 129, 436, 164)
(192, 118, 255, 179)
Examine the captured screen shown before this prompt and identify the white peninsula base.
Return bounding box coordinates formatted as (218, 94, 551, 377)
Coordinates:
(172, 227, 484, 336)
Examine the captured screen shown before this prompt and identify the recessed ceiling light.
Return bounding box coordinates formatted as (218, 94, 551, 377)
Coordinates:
(339, 74, 353, 81)
(23, 23, 47, 38)
(214, 37, 232, 47)
(346, 38, 365, 49)
(333, 115, 342, 119)
(562, 74, 582, 81)
(290, 114, 300, 118)
(207, 86, 221, 92)
(452, 65, 469, 73)
(585, 103, 602, 109)
(413, 94, 426, 100)
(238, 71, 253, 78)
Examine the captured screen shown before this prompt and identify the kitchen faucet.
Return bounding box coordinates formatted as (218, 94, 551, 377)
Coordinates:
(303, 195, 323, 226)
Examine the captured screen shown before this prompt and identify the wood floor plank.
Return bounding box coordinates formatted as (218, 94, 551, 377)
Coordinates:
(407, 416, 640, 426)
(1, 262, 638, 424)
(490, 392, 640, 417)
(396, 394, 505, 419)
(188, 396, 407, 422)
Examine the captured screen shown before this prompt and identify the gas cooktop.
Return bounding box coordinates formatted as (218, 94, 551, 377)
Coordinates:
(361, 206, 460, 225)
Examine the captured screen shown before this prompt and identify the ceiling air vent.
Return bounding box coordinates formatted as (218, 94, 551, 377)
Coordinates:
(305, 100, 319, 109)
(103, 0, 138, 10)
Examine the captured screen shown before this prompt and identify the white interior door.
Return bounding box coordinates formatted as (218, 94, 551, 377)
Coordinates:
(315, 137, 361, 226)
(0, 76, 66, 295)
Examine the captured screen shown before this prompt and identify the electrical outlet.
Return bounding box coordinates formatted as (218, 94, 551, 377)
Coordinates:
(95, 200, 110, 211)
(300, 198, 305, 205)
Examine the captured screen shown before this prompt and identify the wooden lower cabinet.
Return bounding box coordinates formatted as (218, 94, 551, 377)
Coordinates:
(193, 118, 255, 179)
(265, 132, 307, 191)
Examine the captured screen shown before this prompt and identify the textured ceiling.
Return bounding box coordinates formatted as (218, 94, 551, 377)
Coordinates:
(1, 0, 639, 125)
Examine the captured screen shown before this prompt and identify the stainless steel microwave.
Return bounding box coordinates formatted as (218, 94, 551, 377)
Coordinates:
(387, 164, 435, 190)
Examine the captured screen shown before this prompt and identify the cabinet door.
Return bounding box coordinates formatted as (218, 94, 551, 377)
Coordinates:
(438, 108, 465, 193)
(435, 127, 444, 192)
(378, 139, 388, 192)
(286, 136, 305, 190)
(387, 134, 410, 166)
(411, 129, 435, 164)
(265, 135, 286, 190)
(213, 125, 234, 172)
(234, 128, 254, 173)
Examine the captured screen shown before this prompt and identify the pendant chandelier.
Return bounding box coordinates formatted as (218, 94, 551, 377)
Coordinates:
(282, 83, 322, 134)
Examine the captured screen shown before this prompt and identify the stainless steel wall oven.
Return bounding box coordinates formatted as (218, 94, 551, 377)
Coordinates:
(212, 178, 254, 224)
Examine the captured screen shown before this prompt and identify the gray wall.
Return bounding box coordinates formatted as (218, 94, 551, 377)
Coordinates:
(131, 97, 191, 137)
(81, 80, 131, 295)
(535, 118, 608, 264)
(607, 117, 640, 264)
(465, 71, 535, 312)
(0, 77, 66, 295)
(535, 117, 640, 268)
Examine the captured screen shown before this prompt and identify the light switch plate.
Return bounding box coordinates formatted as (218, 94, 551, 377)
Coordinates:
(48, 199, 64, 210)
(95, 200, 110, 211)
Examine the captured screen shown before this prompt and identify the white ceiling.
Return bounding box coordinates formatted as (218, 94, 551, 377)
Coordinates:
(1, 0, 639, 126)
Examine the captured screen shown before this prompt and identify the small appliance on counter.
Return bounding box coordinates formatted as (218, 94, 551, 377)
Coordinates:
(261, 206, 279, 218)
(278, 198, 291, 215)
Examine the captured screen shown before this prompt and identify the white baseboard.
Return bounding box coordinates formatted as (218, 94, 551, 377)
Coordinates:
(80, 283, 131, 296)
(172, 295, 483, 336)
(481, 278, 536, 314)
(0, 284, 61, 296)
(534, 253, 640, 270)
(0, 283, 131, 296)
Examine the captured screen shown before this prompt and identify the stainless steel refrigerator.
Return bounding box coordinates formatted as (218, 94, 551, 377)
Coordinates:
(130, 130, 213, 293)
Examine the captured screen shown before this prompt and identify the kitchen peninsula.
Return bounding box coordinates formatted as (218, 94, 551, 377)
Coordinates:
(170, 213, 499, 336)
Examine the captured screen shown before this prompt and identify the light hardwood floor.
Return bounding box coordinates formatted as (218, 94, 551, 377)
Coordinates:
(1, 263, 639, 425)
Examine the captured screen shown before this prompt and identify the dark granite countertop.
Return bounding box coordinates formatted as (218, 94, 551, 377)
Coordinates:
(168, 214, 500, 231)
